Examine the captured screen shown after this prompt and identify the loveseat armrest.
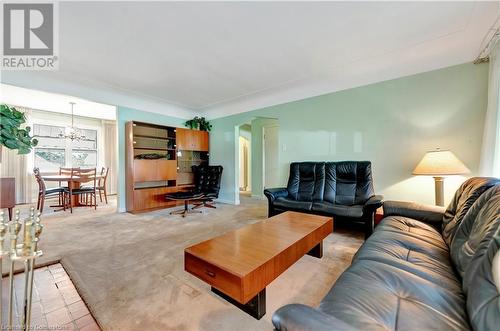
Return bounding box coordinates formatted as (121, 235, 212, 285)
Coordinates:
(363, 195, 384, 213)
(272, 304, 357, 331)
(383, 200, 445, 225)
(361, 195, 384, 239)
(263, 187, 288, 202)
(264, 187, 289, 217)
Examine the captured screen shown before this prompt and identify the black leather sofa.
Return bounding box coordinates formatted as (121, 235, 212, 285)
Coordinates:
(272, 177, 500, 331)
(264, 161, 383, 238)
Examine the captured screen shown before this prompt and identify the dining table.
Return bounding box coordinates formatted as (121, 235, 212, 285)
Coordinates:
(42, 174, 105, 208)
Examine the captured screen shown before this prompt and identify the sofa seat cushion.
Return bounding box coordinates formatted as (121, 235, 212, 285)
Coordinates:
(318, 259, 470, 330)
(312, 202, 364, 218)
(354, 224, 461, 291)
(376, 216, 444, 243)
(273, 197, 312, 212)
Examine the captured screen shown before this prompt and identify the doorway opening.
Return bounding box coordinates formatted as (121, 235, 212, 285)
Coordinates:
(238, 123, 252, 200)
(263, 124, 280, 190)
(234, 118, 279, 205)
(1, 83, 119, 213)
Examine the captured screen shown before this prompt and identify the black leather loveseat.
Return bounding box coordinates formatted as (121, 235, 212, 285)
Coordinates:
(272, 177, 500, 331)
(264, 161, 383, 238)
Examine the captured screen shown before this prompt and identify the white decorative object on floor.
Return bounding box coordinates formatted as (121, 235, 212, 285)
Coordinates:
(0, 208, 43, 330)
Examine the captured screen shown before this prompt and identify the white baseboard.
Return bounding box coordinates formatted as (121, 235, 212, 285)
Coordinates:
(215, 198, 237, 205)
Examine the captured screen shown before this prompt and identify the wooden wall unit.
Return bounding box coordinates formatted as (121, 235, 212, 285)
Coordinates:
(125, 121, 210, 213)
(133, 160, 177, 182)
(176, 128, 209, 151)
(132, 186, 178, 211)
(176, 128, 209, 187)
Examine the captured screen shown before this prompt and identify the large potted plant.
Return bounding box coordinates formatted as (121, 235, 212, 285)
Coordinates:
(1, 104, 38, 154)
(0, 104, 38, 217)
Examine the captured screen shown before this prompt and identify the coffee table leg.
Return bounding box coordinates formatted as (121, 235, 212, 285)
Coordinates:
(307, 241, 323, 258)
(211, 287, 266, 320)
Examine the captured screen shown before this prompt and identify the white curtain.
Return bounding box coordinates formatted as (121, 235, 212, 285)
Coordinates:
(480, 42, 500, 177)
(102, 121, 118, 194)
(0, 106, 35, 204)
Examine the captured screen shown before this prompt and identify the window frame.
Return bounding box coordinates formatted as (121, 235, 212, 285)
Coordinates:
(32, 120, 100, 172)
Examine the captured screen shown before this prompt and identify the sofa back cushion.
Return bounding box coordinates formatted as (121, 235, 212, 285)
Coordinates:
(451, 185, 500, 277)
(461, 189, 500, 331)
(442, 177, 500, 246)
(287, 162, 325, 201)
(323, 161, 374, 205)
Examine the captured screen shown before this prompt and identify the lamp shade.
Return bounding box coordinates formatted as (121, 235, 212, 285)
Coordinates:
(413, 150, 470, 176)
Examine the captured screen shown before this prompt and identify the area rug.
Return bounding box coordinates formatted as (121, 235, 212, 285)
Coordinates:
(8, 197, 364, 331)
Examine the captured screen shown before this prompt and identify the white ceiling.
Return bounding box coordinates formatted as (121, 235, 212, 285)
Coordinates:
(2, 1, 499, 119)
(1, 84, 116, 120)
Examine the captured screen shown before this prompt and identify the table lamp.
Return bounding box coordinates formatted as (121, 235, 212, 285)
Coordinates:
(412, 149, 470, 206)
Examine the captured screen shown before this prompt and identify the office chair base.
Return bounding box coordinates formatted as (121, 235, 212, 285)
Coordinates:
(170, 200, 203, 217)
(192, 201, 217, 209)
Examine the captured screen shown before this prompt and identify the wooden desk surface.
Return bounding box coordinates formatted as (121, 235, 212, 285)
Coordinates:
(185, 211, 333, 303)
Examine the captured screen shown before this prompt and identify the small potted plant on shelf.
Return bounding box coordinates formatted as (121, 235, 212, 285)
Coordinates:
(184, 116, 212, 131)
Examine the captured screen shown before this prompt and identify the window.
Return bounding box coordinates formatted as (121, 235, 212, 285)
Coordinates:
(71, 129, 98, 168)
(33, 124, 98, 171)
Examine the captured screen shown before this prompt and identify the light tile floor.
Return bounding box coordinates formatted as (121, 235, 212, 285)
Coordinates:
(2, 263, 100, 330)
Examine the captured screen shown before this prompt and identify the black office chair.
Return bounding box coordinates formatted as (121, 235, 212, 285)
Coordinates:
(165, 165, 223, 216)
(192, 165, 223, 209)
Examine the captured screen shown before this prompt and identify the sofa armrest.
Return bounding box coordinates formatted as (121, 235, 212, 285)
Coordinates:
(363, 195, 384, 213)
(272, 304, 356, 331)
(263, 187, 288, 202)
(383, 200, 445, 224)
(361, 195, 384, 239)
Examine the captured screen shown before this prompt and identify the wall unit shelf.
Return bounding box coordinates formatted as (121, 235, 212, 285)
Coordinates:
(134, 147, 176, 151)
(125, 121, 209, 213)
(133, 134, 174, 140)
(177, 150, 209, 186)
(134, 180, 176, 190)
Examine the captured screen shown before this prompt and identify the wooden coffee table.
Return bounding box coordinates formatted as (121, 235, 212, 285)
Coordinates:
(184, 211, 333, 319)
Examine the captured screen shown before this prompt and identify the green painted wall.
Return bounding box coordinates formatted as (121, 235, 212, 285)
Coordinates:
(116, 106, 186, 211)
(210, 63, 489, 205)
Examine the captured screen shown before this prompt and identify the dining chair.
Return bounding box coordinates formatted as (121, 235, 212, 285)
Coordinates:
(33, 168, 66, 213)
(58, 167, 80, 206)
(60, 167, 80, 176)
(65, 168, 97, 213)
(97, 167, 109, 204)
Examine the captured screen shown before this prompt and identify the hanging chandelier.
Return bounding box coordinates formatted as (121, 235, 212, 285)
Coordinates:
(59, 102, 86, 141)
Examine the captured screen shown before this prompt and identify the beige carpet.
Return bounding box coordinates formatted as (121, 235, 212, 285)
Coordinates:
(7, 197, 364, 331)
